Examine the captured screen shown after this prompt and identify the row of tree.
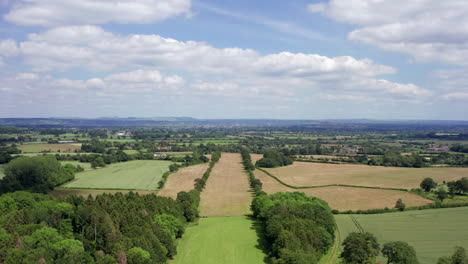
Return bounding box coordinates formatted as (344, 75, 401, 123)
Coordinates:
(256, 149, 294, 168)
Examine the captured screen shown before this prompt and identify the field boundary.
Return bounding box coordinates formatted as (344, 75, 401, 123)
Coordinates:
(256, 167, 409, 192)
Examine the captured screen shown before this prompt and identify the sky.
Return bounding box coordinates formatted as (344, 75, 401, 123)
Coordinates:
(0, 0, 467, 120)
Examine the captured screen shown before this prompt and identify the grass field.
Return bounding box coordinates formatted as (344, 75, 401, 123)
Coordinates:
(50, 188, 155, 197)
(123, 149, 139, 155)
(158, 163, 210, 199)
(59, 161, 92, 169)
(255, 169, 432, 211)
(335, 207, 468, 264)
(265, 162, 468, 190)
(19, 143, 82, 153)
(200, 153, 252, 217)
(170, 216, 267, 264)
(62, 160, 173, 190)
(0, 164, 4, 179)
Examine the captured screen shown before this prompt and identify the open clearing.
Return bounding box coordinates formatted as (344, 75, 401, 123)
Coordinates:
(19, 143, 82, 153)
(0, 164, 4, 179)
(255, 169, 432, 211)
(170, 216, 267, 264)
(50, 188, 155, 197)
(62, 160, 173, 190)
(60, 161, 92, 169)
(200, 153, 251, 217)
(265, 162, 468, 189)
(158, 163, 210, 199)
(335, 207, 468, 264)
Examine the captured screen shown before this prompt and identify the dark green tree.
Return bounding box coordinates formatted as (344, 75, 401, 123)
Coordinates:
(420, 178, 437, 192)
(341, 232, 380, 264)
(395, 199, 406, 211)
(382, 241, 419, 264)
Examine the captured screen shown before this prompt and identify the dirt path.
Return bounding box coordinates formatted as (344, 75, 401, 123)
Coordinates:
(200, 153, 252, 217)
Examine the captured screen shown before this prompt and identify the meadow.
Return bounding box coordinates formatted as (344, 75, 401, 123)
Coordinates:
(0, 164, 4, 179)
(255, 169, 433, 211)
(265, 162, 468, 190)
(335, 207, 468, 264)
(62, 160, 173, 190)
(200, 153, 252, 217)
(19, 143, 82, 153)
(170, 216, 267, 264)
(158, 163, 209, 199)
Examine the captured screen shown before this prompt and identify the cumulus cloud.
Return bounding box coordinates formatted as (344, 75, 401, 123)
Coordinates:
(310, 0, 468, 65)
(4, 0, 191, 27)
(0, 25, 430, 105)
(0, 39, 19, 57)
(441, 93, 468, 101)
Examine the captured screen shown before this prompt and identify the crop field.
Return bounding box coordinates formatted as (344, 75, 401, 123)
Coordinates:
(158, 163, 210, 199)
(264, 162, 468, 190)
(19, 143, 82, 153)
(170, 216, 267, 264)
(62, 160, 173, 190)
(255, 170, 432, 211)
(59, 161, 92, 169)
(50, 188, 155, 197)
(335, 207, 468, 264)
(200, 153, 252, 217)
(251, 153, 264, 163)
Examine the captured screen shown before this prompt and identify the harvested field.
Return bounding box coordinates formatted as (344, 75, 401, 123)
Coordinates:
(19, 143, 82, 153)
(255, 169, 433, 211)
(62, 160, 173, 190)
(158, 163, 210, 199)
(251, 153, 264, 163)
(50, 188, 155, 197)
(265, 162, 468, 189)
(200, 153, 252, 217)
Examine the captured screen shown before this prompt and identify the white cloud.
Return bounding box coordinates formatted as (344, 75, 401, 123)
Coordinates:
(311, 0, 468, 65)
(0, 39, 19, 57)
(319, 93, 375, 102)
(1, 25, 430, 104)
(16, 73, 39, 80)
(4, 0, 191, 27)
(441, 93, 468, 101)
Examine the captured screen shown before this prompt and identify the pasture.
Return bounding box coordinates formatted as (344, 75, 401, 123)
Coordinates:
(200, 153, 252, 217)
(158, 163, 210, 199)
(62, 160, 173, 190)
(265, 162, 468, 190)
(170, 216, 267, 264)
(60, 161, 92, 169)
(19, 143, 82, 153)
(255, 170, 432, 211)
(335, 207, 468, 264)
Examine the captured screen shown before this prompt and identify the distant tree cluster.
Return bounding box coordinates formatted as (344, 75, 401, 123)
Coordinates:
(368, 152, 427, 168)
(256, 149, 293, 168)
(447, 178, 468, 195)
(252, 192, 336, 264)
(0, 156, 74, 194)
(0, 145, 21, 164)
(438, 247, 468, 264)
(0, 191, 187, 263)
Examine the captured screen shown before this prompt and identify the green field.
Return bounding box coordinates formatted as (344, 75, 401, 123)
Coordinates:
(60, 161, 92, 169)
(0, 164, 4, 179)
(63, 160, 173, 190)
(123, 149, 139, 155)
(19, 143, 81, 153)
(335, 207, 468, 264)
(170, 216, 267, 264)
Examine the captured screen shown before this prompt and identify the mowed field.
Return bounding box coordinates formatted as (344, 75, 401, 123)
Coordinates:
(170, 217, 267, 264)
(63, 160, 173, 190)
(265, 162, 468, 189)
(200, 153, 252, 217)
(158, 163, 210, 199)
(19, 143, 82, 153)
(50, 188, 155, 197)
(255, 170, 432, 211)
(335, 207, 468, 264)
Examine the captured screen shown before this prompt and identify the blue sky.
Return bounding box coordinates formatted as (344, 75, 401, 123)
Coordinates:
(0, 0, 467, 119)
